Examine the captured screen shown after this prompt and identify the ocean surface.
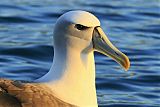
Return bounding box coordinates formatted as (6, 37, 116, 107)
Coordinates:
(0, 0, 159, 107)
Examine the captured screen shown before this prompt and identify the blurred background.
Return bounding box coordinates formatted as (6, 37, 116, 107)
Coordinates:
(0, 0, 159, 107)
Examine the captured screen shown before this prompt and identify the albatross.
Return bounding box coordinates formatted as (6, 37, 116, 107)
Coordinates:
(0, 10, 130, 107)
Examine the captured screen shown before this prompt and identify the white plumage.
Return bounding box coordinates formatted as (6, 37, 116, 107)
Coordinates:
(0, 10, 130, 107)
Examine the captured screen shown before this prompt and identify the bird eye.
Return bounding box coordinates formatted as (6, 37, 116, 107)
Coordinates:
(75, 24, 89, 30)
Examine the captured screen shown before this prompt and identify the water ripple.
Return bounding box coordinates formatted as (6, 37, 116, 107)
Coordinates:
(0, 0, 159, 106)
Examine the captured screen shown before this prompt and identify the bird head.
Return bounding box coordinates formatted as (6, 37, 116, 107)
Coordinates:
(53, 10, 130, 70)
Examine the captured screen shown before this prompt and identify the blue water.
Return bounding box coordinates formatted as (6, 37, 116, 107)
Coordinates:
(0, 0, 160, 107)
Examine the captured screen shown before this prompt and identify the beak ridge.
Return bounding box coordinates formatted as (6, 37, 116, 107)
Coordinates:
(93, 27, 130, 71)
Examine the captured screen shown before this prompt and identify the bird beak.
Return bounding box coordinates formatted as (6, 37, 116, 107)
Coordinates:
(92, 27, 130, 71)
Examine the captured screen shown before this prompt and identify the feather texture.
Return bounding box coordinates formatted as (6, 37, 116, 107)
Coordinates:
(0, 79, 76, 107)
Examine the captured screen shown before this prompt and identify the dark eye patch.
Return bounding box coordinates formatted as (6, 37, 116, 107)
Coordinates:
(75, 24, 89, 30)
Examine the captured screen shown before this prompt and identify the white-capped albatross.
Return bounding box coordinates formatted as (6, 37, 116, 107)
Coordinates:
(0, 10, 130, 107)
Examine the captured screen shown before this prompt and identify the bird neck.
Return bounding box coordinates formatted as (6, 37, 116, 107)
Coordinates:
(37, 45, 98, 106)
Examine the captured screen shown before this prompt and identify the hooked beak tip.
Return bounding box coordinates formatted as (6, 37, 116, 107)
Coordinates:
(118, 52, 130, 71)
(123, 56, 130, 71)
